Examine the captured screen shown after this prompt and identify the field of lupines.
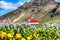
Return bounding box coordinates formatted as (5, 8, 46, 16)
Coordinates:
(0, 23, 60, 40)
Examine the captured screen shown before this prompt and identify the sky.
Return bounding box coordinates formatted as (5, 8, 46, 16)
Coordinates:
(0, 0, 60, 16)
(55, 0, 60, 2)
(0, 0, 30, 16)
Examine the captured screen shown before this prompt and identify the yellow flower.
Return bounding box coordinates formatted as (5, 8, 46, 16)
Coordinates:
(29, 35, 32, 37)
(33, 33, 40, 38)
(0, 33, 1, 37)
(33, 33, 36, 37)
(1, 32, 6, 38)
(21, 38, 26, 40)
(37, 34, 40, 37)
(10, 30, 14, 35)
(27, 36, 32, 40)
(16, 33, 22, 38)
(7, 33, 13, 38)
(36, 34, 40, 38)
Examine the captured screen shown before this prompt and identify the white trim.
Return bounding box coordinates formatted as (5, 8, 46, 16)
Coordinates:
(28, 22, 39, 24)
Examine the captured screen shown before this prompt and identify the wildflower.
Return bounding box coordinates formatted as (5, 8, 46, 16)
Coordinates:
(33, 33, 40, 38)
(27, 34, 32, 40)
(10, 30, 14, 35)
(33, 33, 36, 37)
(31, 25, 37, 29)
(27, 36, 32, 40)
(0, 33, 1, 37)
(1, 31, 6, 38)
(7, 33, 13, 38)
(36, 34, 40, 38)
(21, 37, 26, 40)
(45, 23, 51, 27)
(16, 33, 22, 39)
(13, 24, 17, 27)
(29, 35, 32, 37)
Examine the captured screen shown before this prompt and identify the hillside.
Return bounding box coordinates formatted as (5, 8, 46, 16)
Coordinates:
(0, 0, 60, 24)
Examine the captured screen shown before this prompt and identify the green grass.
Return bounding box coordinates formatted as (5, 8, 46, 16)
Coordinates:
(40, 13, 60, 24)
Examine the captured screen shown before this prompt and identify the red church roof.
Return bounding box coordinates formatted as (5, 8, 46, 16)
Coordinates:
(28, 20, 38, 22)
(28, 19, 39, 24)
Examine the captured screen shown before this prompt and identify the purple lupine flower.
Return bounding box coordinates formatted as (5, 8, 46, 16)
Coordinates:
(45, 23, 51, 27)
(12, 23, 17, 27)
(28, 24, 32, 27)
(0, 23, 5, 26)
(31, 25, 37, 29)
(34, 25, 37, 29)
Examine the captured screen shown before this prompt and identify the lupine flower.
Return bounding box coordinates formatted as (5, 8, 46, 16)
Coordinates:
(45, 23, 51, 27)
(31, 25, 37, 29)
(0, 23, 5, 26)
(12, 24, 17, 27)
(33, 25, 37, 29)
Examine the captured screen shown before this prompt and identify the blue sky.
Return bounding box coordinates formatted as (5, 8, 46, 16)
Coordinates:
(0, 0, 60, 16)
(0, 0, 30, 16)
(55, 0, 60, 2)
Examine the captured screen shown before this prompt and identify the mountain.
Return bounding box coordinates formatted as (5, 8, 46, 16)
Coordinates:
(0, 0, 60, 23)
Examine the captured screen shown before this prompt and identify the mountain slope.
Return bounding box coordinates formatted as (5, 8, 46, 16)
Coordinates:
(0, 0, 60, 23)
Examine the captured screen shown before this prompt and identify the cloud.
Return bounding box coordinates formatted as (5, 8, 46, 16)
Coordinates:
(17, 2, 24, 5)
(0, 0, 30, 10)
(16, 2, 24, 7)
(0, 1, 18, 10)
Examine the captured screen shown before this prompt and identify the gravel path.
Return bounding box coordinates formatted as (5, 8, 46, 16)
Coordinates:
(13, 12, 26, 23)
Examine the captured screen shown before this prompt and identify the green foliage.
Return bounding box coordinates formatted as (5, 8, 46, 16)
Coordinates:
(0, 24, 60, 40)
